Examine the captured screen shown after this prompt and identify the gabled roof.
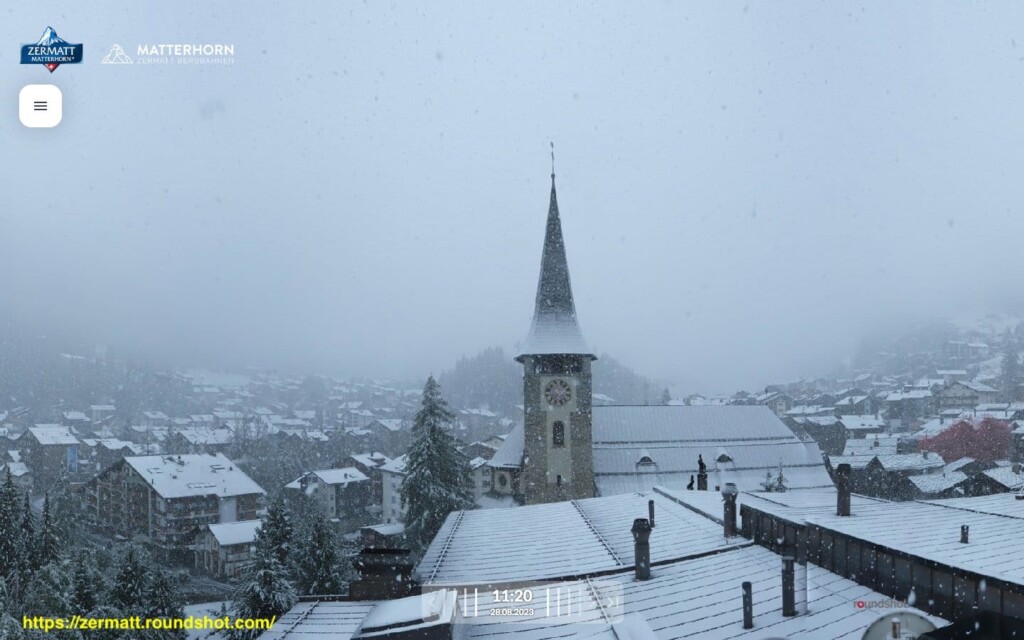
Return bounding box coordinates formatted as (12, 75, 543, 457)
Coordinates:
(207, 519, 262, 546)
(516, 175, 593, 360)
(28, 425, 79, 446)
(286, 467, 368, 489)
(486, 423, 524, 469)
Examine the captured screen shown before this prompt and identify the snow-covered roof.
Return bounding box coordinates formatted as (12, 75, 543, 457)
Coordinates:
(943, 457, 976, 473)
(349, 452, 390, 469)
(487, 423, 524, 469)
(207, 519, 262, 546)
(123, 453, 264, 499)
(142, 411, 169, 420)
(837, 415, 885, 431)
(380, 454, 407, 476)
(908, 471, 968, 494)
(28, 425, 79, 446)
(175, 427, 234, 445)
(842, 435, 899, 456)
(372, 418, 406, 432)
(286, 468, 368, 489)
(418, 491, 745, 585)
(591, 405, 832, 495)
(3, 462, 29, 477)
(806, 495, 1024, 587)
(361, 523, 405, 536)
(960, 380, 998, 393)
(871, 453, 945, 472)
(982, 466, 1024, 490)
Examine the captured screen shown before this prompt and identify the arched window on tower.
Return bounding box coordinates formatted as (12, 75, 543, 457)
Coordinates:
(552, 421, 565, 448)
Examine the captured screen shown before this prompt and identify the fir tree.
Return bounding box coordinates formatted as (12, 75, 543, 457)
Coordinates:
(49, 471, 77, 544)
(1002, 335, 1021, 402)
(294, 511, 343, 596)
(145, 568, 186, 640)
(401, 376, 475, 552)
(110, 546, 148, 612)
(22, 562, 72, 617)
(0, 470, 21, 581)
(774, 462, 788, 493)
(70, 551, 105, 615)
(37, 494, 61, 568)
(258, 495, 293, 568)
(760, 470, 775, 492)
(230, 545, 297, 640)
(660, 388, 672, 405)
(20, 492, 37, 567)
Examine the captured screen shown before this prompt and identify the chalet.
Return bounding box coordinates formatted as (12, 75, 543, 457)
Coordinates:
(358, 522, 405, 549)
(164, 427, 234, 455)
(285, 468, 370, 524)
(21, 425, 81, 490)
(90, 405, 116, 423)
(885, 389, 934, 426)
(1, 461, 32, 494)
(344, 452, 392, 505)
(834, 394, 873, 415)
(365, 419, 411, 455)
(938, 381, 999, 412)
(837, 415, 886, 439)
(194, 519, 261, 580)
(141, 411, 170, 427)
(469, 456, 492, 502)
(83, 453, 265, 556)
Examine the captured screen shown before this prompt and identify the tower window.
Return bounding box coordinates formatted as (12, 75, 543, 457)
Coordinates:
(552, 421, 565, 448)
(556, 475, 563, 486)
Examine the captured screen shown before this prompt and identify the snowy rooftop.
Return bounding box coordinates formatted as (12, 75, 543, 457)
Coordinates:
(123, 453, 265, 499)
(591, 405, 832, 495)
(658, 486, 887, 526)
(805, 495, 1024, 587)
(261, 545, 944, 640)
(28, 425, 79, 446)
(981, 466, 1024, 490)
(907, 471, 968, 494)
(207, 519, 262, 546)
(176, 427, 234, 445)
(837, 416, 884, 431)
(486, 423, 524, 469)
(349, 452, 391, 469)
(285, 468, 369, 489)
(380, 454, 407, 475)
(417, 491, 746, 585)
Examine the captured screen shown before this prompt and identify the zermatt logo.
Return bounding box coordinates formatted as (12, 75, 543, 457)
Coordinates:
(20, 26, 83, 72)
(101, 44, 133, 64)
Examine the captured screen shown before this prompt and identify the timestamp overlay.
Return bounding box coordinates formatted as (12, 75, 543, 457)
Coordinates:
(423, 579, 626, 626)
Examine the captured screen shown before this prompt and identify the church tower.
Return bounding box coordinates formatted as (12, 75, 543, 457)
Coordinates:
(515, 170, 596, 505)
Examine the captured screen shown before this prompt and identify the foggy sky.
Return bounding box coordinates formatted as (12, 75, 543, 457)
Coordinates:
(4, 2, 1024, 394)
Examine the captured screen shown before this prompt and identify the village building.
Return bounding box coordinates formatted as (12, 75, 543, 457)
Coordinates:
(284, 467, 371, 525)
(193, 519, 262, 580)
(82, 453, 265, 556)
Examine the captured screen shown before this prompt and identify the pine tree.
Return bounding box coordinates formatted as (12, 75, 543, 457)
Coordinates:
(774, 462, 788, 493)
(110, 546, 148, 612)
(22, 562, 72, 617)
(70, 551, 105, 615)
(294, 511, 343, 596)
(0, 578, 23, 640)
(258, 495, 293, 568)
(401, 376, 475, 552)
(49, 471, 77, 544)
(660, 388, 672, 405)
(37, 494, 61, 568)
(0, 470, 21, 582)
(1002, 335, 1021, 402)
(145, 568, 186, 640)
(230, 541, 297, 640)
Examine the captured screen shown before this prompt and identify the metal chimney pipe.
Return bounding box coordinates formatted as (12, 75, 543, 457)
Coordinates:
(722, 483, 738, 538)
(960, 525, 969, 544)
(631, 518, 652, 581)
(836, 463, 852, 517)
(781, 556, 796, 617)
(741, 581, 753, 629)
(648, 499, 655, 528)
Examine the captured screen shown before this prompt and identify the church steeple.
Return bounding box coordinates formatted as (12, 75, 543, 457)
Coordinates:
(516, 171, 594, 361)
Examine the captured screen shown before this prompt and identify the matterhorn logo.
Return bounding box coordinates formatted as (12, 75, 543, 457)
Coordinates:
(102, 44, 133, 64)
(20, 26, 84, 72)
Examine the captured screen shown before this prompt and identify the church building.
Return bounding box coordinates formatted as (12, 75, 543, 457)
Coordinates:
(488, 170, 833, 505)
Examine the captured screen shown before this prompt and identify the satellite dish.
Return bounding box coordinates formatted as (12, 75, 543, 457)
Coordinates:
(861, 610, 937, 639)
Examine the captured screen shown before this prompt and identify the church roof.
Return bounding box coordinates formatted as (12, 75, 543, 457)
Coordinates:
(516, 175, 594, 360)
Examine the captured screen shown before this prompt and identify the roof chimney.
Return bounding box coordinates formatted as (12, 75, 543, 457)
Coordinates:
(349, 548, 418, 600)
(722, 482, 738, 538)
(631, 518, 652, 581)
(836, 463, 852, 516)
(960, 525, 969, 544)
(741, 581, 753, 629)
(781, 556, 796, 617)
(648, 499, 655, 528)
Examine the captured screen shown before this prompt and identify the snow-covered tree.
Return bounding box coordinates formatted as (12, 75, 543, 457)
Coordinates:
(145, 568, 186, 640)
(401, 376, 474, 552)
(230, 508, 298, 640)
(22, 562, 72, 617)
(37, 494, 61, 568)
(0, 470, 21, 581)
(294, 511, 343, 596)
(774, 462, 788, 493)
(259, 495, 293, 568)
(109, 546, 148, 612)
(660, 388, 672, 405)
(20, 493, 37, 570)
(760, 470, 775, 492)
(49, 472, 77, 544)
(70, 551, 105, 614)
(0, 578, 22, 640)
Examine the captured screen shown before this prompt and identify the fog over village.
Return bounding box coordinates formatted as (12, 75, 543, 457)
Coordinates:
(5, 2, 1024, 640)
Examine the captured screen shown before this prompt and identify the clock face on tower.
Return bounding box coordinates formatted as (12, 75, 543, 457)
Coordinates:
(544, 379, 572, 406)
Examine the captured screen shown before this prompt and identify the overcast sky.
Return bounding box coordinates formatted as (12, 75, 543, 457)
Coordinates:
(4, 2, 1024, 394)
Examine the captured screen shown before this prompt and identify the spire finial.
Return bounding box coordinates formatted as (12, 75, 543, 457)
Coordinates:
(550, 141, 555, 182)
